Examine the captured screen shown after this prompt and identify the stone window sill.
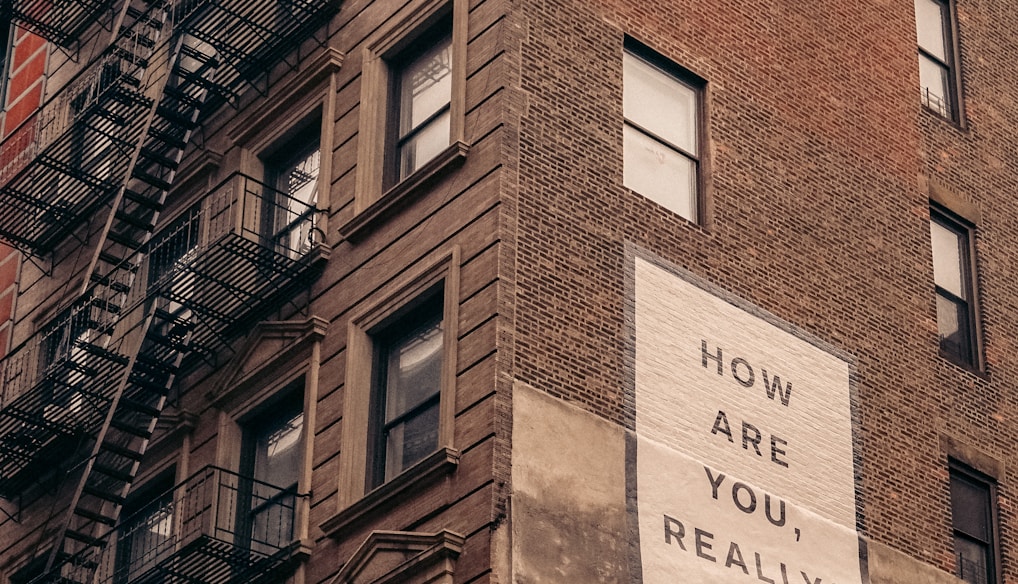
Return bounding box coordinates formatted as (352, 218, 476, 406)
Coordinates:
(320, 446, 460, 538)
(339, 141, 469, 241)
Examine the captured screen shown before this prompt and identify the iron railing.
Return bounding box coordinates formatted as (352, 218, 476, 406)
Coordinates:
(0, 172, 320, 496)
(52, 466, 297, 584)
(148, 171, 319, 282)
(0, 295, 151, 498)
(6, 0, 111, 48)
(145, 171, 322, 356)
(0, 0, 161, 253)
(921, 86, 950, 118)
(0, 0, 338, 256)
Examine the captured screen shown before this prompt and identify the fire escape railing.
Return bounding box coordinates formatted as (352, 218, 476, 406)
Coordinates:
(52, 465, 298, 584)
(0, 31, 157, 254)
(0, 1, 335, 580)
(146, 171, 325, 360)
(0, 296, 152, 499)
(0, 172, 323, 499)
(0, 0, 338, 258)
(6, 0, 112, 48)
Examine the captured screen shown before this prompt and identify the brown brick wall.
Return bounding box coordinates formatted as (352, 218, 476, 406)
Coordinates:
(510, 0, 1018, 578)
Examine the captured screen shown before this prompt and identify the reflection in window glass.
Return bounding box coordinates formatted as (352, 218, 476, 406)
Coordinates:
(372, 294, 444, 487)
(117, 477, 175, 584)
(930, 211, 976, 366)
(914, 0, 957, 118)
(242, 388, 303, 554)
(395, 35, 452, 181)
(271, 141, 320, 257)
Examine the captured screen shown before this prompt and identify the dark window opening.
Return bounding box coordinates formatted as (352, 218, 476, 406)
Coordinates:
(950, 463, 997, 584)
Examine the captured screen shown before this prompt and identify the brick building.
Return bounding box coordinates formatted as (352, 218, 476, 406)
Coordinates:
(0, 0, 1014, 583)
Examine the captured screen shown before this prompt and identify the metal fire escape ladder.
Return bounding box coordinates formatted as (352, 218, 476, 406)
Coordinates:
(41, 308, 194, 584)
(38, 2, 220, 581)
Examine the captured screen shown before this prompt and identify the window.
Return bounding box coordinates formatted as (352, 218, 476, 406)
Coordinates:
(368, 292, 444, 487)
(38, 301, 93, 416)
(116, 474, 176, 584)
(239, 383, 303, 554)
(389, 32, 452, 186)
(915, 0, 961, 119)
(950, 463, 997, 584)
(147, 206, 200, 319)
(623, 42, 703, 223)
(335, 247, 460, 514)
(264, 129, 321, 258)
(930, 208, 979, 367)
(346, 0, 468, 238)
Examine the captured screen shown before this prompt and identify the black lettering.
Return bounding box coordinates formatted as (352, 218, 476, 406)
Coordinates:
(771, 435, 789, 468)
(732, 482, 757, 514)
(800, 573, 821, 584)
(702, 341, 724, 375)
(705, 467, 726, 500)
(764, 494, 786, 527)
(761, 369, 792, 406)
(712, 411, 733, 442)
(726, 542, 749, 574)
(756, 553, 775, 584)
(781, 563, 790, 584)
(694, 528, 715, 562)
(731, 357, 755, 387)
(742, 422, 763, 456)
(663, 515, 686, 549)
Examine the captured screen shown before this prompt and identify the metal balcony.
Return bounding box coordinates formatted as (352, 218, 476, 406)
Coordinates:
(0, 295, 141, 499)
(0, 171, 323, 503)
(171, 0, 339, 105)
(0, 50, 156, 255)
(146, 171, 327, 360)
(7, 0, 112, 48)
(0, 0, 338, 257)
(43, 465, 298, 584)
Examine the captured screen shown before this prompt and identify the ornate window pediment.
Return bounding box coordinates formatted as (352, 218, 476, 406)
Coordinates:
(332, 530, 465, 584)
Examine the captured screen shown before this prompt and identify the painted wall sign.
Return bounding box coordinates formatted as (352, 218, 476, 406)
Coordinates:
(630, 253, 863, 584)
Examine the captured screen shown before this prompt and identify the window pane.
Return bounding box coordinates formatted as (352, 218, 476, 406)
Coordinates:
(252, 408, 303, 491)
(399, 37, 452, 138)
(955, 536, 990, 584)
(937, 293, 971, 362)
(385, 316, 443, 423)
(385, 400, 440, 481)
(278, 146, 320, 207)
(919, 54, 951, 116)
(624, 51, 697, 153)
(931, 218, 966, 298)
(623, 124, 697, 221)
(118, 487, 175, 583)
(124, 505, 174, 580)
(398, 109, 451, 179)
(915, 0, 948, 61)
(272, 144, 320, 256)
(952, 473, 991, 540)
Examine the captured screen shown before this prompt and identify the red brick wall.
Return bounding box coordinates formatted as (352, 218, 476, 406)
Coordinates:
(0, 26, 45, 356)
(2, 27, 46, 136)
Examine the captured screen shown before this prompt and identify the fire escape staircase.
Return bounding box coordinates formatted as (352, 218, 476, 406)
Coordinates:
(40, 3, 214, 580)
(0, 0, 338, 582)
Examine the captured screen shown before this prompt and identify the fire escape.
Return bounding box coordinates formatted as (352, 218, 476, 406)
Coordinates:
(0, 1, 335, 583)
